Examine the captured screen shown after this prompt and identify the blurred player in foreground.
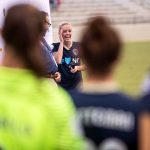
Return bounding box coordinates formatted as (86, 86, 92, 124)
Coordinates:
(0, 4, 85, 150)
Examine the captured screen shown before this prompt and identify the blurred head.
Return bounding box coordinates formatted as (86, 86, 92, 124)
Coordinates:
(39, 11, 51, 36)
(2, 4, 45, 77)
(59, 22, 72, 42)
(80, 16, 122, 77)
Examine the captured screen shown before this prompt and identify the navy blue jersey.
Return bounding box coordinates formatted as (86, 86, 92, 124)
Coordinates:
(140, 93, 150, 113)
(41, 38, 58, 75)
(69, 89, 138, 150)
(51, 42, 82, 90)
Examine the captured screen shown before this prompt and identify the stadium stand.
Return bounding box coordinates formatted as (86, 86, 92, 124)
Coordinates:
(51, 0, 150, 26)
(131, 0, 150, 10)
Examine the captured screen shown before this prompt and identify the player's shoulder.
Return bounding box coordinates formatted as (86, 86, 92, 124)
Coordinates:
(139, 93, 150, 112)
(73, 41, 79, 44)
(68, 88, 81, 97)
(114, 92, 137, 106)
(72, 41, 80, 47)
(141, 93, 150, 100)
(51, 42, 60, 46)
(71, 42, 80, 55)
(68, 88, 88, 105)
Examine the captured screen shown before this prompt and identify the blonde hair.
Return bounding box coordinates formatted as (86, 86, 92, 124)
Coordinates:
(58, 22, 72, 33)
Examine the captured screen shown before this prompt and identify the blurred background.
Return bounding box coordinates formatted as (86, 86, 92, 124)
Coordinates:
(50, 0, 150, 96)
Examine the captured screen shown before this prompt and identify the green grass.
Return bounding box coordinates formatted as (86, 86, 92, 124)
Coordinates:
(115, 41, 150, 97)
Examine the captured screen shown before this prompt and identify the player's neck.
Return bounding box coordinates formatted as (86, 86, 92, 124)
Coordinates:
(64, 41, 72, 50)
(86, 72, 114, 83)
(81, 72, 119, 93)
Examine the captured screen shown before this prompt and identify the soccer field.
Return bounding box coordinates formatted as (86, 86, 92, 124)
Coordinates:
(115, 41, 150, 97)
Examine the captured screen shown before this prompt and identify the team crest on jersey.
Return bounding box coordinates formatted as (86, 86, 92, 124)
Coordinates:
(65, 57, 71, 64)
(73, 49, 78, 56)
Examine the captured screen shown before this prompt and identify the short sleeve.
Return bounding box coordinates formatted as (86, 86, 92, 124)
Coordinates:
(51, 43, 60, 53)
(140, 94, 150, 113)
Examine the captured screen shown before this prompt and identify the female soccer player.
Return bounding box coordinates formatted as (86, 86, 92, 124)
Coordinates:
(69, 16, 138, 150)
(51, 22, 85, 90)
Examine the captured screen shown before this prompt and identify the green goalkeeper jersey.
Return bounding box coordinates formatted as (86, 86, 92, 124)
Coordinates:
(0, 67, 84, 150)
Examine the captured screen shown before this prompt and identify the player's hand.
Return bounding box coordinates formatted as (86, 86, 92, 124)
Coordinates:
(54, 72, 61, 82)
(70, 66, 78, 73)
(59, 29, 64, 43)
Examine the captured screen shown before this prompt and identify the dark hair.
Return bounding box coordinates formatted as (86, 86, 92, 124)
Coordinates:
(80, 16, 122, 76)
(39, 11, 48, 23)
(39, 11, 51, 36)
(2, 4, 45, 77)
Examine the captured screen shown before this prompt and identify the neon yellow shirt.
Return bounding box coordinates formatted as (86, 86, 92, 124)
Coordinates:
(0, 67, 84, 150)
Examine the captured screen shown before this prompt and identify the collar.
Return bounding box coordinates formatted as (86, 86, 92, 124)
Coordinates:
(64, 42, 73, 50)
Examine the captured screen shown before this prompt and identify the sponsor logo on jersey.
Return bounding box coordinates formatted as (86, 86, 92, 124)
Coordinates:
(73, 49, 78, 56)
(65, 57, 71, 64)
(72, 58, 79, 64)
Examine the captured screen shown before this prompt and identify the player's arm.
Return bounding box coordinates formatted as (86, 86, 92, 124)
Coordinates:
(76, 65, 86, 71)
(54, 29, 64, 64)
(139, 113, 150, 150)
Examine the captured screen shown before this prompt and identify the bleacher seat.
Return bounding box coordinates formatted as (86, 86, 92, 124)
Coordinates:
(51, 0, 150, 27)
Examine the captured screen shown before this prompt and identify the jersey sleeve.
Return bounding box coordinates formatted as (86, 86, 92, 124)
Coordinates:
(140, 94, 150, 113)
(50, 43, 59, 53)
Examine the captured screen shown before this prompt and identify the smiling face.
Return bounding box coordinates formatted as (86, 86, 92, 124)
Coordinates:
(61, 24, 72, 42)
